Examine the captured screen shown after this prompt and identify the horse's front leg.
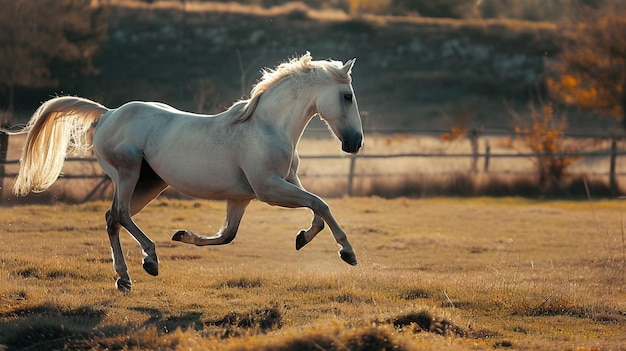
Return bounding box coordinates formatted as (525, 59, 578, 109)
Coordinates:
(254, 175, 357, 266)
(296, 214, 324, 251)
(172, 199, 250, 246)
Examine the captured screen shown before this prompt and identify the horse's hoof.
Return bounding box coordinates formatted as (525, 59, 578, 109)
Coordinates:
(142, 258, 159, 276)
(296, 230, 308, 251)
(171, 230, 186, 242)
(339, 250, 358, 266)
(116, 278, 132, 292)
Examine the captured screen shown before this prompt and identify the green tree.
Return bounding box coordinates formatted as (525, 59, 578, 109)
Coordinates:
(0, 0, 107, 113)
(546, 10, 626, 129)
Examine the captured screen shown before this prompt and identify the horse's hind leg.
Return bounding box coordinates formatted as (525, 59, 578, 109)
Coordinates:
(105, 202, 131, 291)
(105, 149, 167, 288)
(172, 199, 250, 246)
(106, 168, 167, 291)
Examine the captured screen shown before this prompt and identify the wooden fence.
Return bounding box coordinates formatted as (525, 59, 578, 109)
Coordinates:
(302, 144, 626, 196)
(2, 127, 626, 202)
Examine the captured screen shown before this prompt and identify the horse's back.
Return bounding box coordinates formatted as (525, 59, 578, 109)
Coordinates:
(96, 101, 219, 146)
(93, 100, 256, 200)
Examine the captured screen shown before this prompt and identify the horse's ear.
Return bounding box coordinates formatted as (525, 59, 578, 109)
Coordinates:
(341, 58, 356, 75)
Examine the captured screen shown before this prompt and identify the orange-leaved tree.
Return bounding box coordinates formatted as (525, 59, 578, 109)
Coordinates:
(546, 10, 626, 129)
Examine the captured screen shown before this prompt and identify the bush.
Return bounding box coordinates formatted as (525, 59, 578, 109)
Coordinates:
(510, 101, 596, 193)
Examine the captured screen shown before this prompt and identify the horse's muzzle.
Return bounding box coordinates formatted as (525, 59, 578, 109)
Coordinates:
(341, 131, 363, 154)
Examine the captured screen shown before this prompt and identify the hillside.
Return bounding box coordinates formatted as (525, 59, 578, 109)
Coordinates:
(22, 1, 611, 131)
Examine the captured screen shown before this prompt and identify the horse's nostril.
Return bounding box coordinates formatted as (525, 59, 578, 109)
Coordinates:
(354, 135, 363, 151)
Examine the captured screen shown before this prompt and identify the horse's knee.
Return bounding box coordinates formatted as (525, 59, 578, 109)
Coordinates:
(105, 209, 121, 234)
(310, 198, 330, 217)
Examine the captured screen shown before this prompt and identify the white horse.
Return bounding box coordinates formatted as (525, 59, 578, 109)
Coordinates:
(8, 52, 364, 291)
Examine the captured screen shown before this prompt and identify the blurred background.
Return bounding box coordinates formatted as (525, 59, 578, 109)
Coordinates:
(2, 0, 626, 201)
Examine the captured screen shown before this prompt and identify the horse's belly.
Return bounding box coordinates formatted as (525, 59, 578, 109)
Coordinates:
(156, 164, 255, 200)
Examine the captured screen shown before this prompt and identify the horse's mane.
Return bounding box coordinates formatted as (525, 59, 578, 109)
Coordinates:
(232, 52, 352, 123)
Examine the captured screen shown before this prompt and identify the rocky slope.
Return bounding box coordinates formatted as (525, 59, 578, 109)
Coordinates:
(72, 3, 562, 130)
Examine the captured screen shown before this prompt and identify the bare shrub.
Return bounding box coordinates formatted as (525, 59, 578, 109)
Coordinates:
(512, 101, 586, 191)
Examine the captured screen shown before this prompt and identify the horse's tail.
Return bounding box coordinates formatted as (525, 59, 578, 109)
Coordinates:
(11, 96, 109, 196)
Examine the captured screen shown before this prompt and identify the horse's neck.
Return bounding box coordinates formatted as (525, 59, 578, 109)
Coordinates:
(255, 81, 317, 145)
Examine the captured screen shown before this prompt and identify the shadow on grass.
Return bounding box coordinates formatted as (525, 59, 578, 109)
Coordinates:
(129, 303, 282, 335)
(129, 306, 205, 333)
(0, 303, 106, 350)
(0, 299, 284, 350)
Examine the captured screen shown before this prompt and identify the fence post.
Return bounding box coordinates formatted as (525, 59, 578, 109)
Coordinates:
(347, 155, 356, 196)
(609, 137, 618, 195)
(484, 140, 491, 173)
(469, 129, 478, 173)
(0, 125, 8, 203)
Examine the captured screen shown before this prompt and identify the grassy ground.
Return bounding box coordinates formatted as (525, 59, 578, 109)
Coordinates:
(1, 197, 625, 350)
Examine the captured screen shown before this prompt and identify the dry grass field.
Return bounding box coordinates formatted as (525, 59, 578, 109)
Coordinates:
(1, 197, 625, 350)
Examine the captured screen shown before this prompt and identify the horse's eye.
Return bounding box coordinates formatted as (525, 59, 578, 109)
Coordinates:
(343, 93, 353, 103)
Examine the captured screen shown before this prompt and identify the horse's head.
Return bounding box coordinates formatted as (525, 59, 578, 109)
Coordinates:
(316, 58, 364, 154)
